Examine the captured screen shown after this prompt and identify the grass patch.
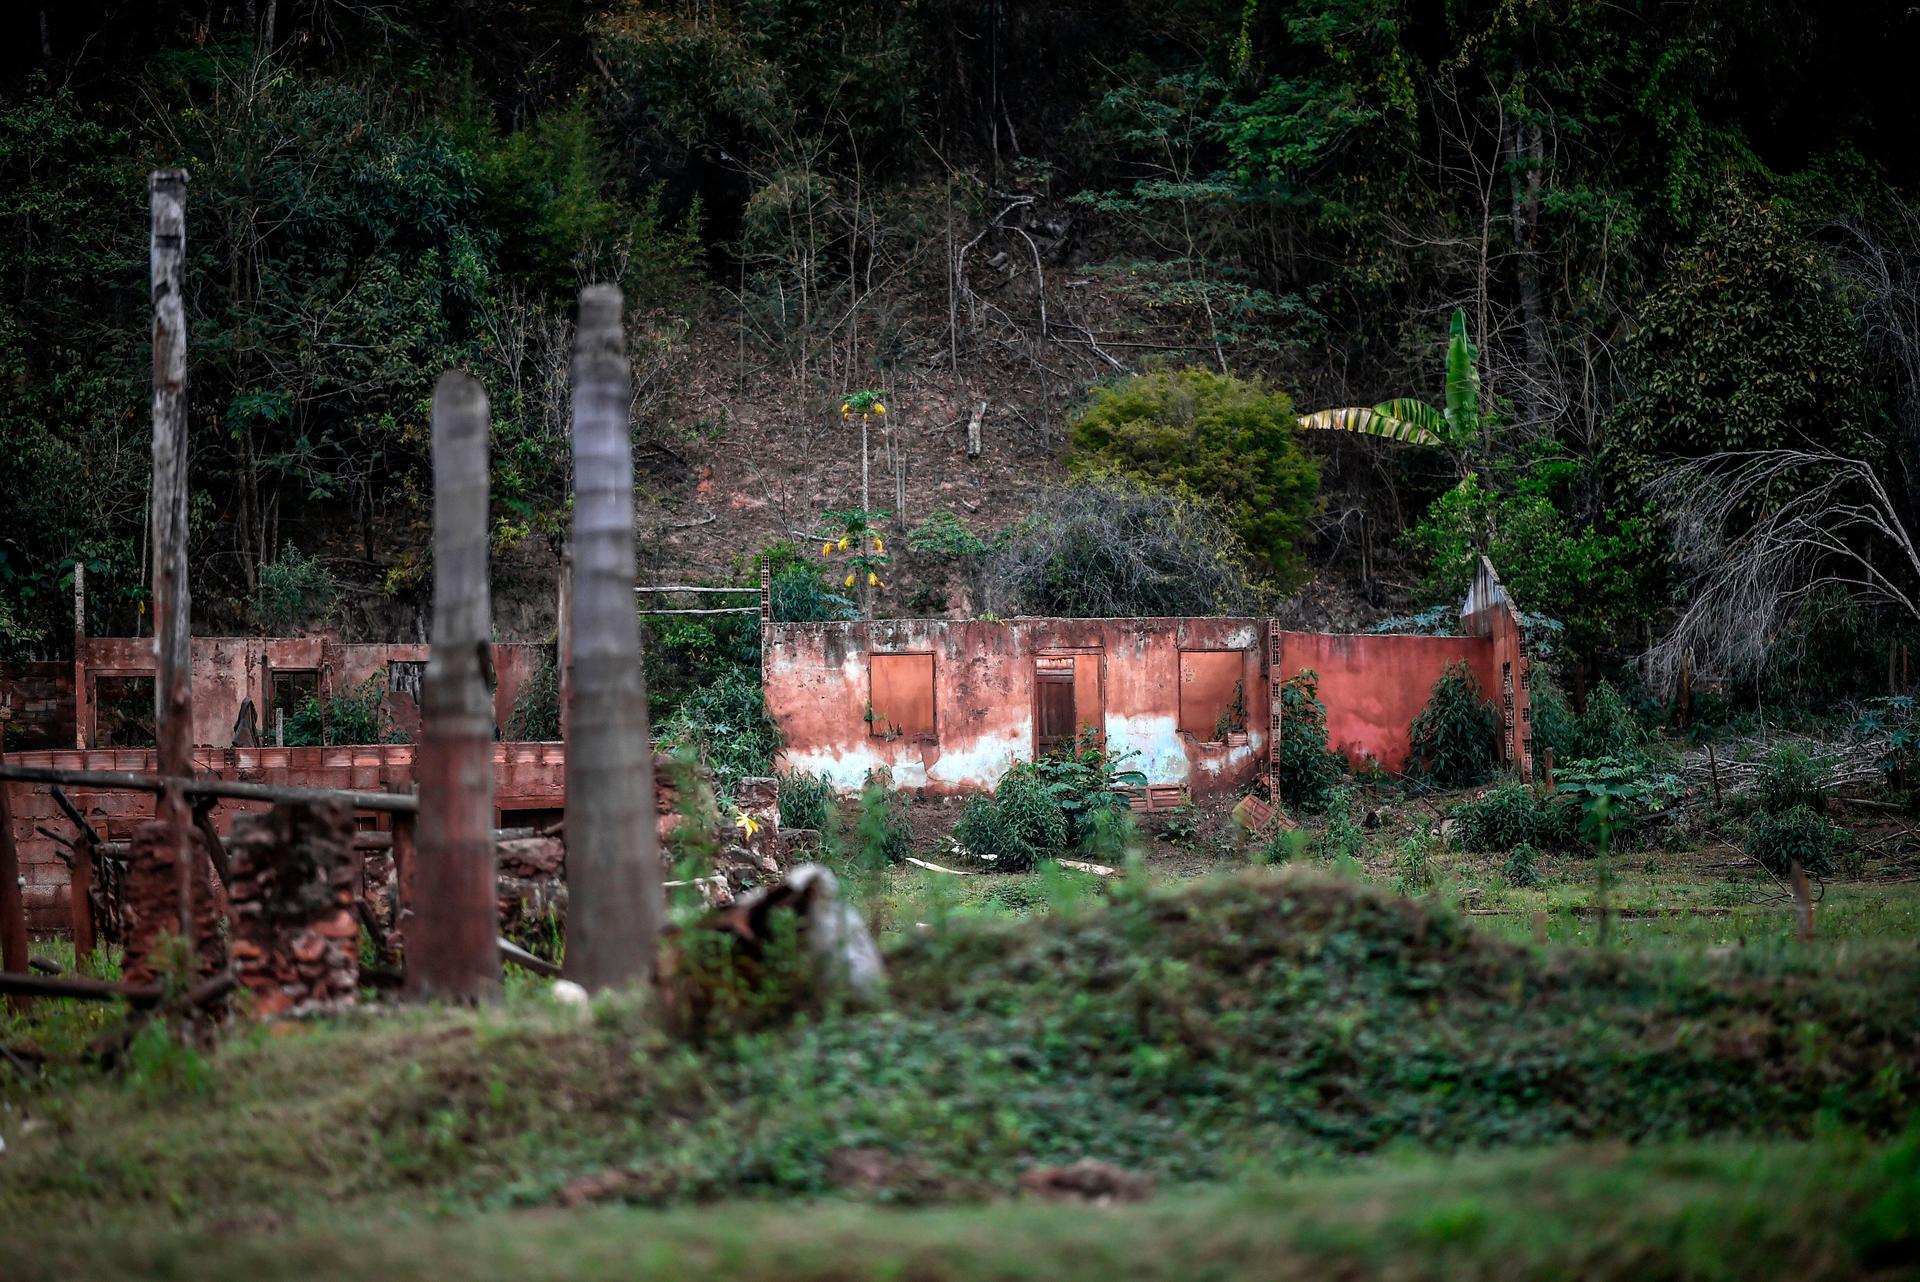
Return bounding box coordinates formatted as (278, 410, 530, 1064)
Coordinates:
(3, 867, 1917, 1233)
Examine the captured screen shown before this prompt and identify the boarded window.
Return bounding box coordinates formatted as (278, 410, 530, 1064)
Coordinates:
(1178, 651, 1246, 740)
(869, 653, 935, 739)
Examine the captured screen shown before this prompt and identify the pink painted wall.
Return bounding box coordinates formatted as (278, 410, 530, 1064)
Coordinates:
(767, 618, 1515, 794)
(1274, 631, 1490, 773)
(765, 617, 1272, 796)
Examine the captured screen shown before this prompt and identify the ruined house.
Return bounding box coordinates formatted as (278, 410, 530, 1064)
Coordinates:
(763, 558, 1533, 800)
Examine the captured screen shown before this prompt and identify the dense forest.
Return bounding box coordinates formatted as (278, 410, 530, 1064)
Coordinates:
(4, 0, 1919, 712)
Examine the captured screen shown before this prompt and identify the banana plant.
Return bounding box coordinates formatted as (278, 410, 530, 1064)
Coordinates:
(1298, 308, 1482, 469)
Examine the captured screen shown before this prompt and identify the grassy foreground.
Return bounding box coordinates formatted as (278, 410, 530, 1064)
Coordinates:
(7, 1134, 1919, 1281)
(3, 866, 1919, 1274)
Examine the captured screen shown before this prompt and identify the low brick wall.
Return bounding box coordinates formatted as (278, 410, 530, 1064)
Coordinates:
(3, 742, 564, 933)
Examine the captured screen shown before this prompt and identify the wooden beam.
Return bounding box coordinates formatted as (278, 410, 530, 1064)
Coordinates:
(564, 285, 662, 992)
(0, 764, 419, 813)
(633, 585, 759, 595)
(150, 167, 196, 965)
(0, 764, 28, 1013)
(408, 371, 502, 1004)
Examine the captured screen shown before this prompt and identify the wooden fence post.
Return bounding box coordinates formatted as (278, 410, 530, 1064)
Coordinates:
(563, 285, 662, 991)
(406, 371, 501, 1003)
(149, 167, 198, 969)
(1, 718, 28, 1013)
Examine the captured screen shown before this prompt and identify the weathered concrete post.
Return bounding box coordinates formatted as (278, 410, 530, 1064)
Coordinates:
(407, 371, 501, 1003)
(563, 285, 662, 991)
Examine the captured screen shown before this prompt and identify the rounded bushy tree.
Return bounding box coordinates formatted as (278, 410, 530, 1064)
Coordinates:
(1068, 369, 1319, 583)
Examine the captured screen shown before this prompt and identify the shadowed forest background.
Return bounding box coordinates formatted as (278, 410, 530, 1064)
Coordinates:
(4, 0, 1920, 719)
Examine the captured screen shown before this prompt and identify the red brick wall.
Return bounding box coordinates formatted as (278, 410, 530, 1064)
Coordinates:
(0, 662, 75, 752)
(4, 742, 566, 933)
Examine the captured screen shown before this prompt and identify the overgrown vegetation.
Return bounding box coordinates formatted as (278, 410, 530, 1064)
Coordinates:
(282, 673, 410, 746)
(1407, 662, 1498, 788)
(1277, 671, 1345, 813)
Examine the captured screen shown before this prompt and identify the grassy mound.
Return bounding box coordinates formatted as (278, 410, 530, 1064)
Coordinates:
(3, 869, 1918, 1228)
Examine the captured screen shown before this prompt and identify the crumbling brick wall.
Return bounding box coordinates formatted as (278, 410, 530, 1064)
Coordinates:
(227, 800, 359, 1016)
(0, 663, 76, 752)
(120, 819, 225, 987)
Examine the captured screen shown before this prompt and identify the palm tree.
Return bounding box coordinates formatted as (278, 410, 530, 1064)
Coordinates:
(1298, 308, 1482, 473)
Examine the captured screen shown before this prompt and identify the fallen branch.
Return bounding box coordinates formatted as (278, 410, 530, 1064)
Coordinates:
(1057, 859, 1116, 877)
(498, 936, 563, 979)
(904, 856, 973, 876)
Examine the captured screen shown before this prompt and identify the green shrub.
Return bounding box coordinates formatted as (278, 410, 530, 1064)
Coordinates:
(1503, 842, 1544, 888)
(1554, 755, 1683, 828)
(770, 565, 858, 622)
(1023, 735, 1147, 846)
(661, 667, 780, 786)
(283, 673, 408, 746)
(954, 772, 1069, 872)
(1316, 786, 1365, 863)
(1747, 803, 1846, 877)
(906, 509, 988, 557)
(252, 545, 336, 634)
(852, 769, 912, 870)
(1573, 681, 1645, 762)
(1279, 670, 1345, 813)
(776, 770, 835, 832)
(1452, 782, 1552, 853)
(1755, 743, 1823, 815)
(1408, 661, 1499, 788)
(1527, 674, 1579, 780)
(1393, 830, 1434, 893)
(1067, 368, 1319, 580)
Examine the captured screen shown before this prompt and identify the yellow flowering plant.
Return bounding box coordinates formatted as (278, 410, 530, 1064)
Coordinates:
(818, 506, 891, 589)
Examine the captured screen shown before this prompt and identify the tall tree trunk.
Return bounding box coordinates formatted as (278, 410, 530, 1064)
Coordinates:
(408, 370, 501, 1003)
(1507, 109, 1552, 432)
(563, 285, 662, 991)
(149, 169, 197, 962)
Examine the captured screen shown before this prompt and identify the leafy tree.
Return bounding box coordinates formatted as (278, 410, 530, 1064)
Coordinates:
(1407, 453, 1658, 652)
(1611, 193, 1877, 482)
(1067, 369, 1319, 580)
(1278, 670, 1345, 812)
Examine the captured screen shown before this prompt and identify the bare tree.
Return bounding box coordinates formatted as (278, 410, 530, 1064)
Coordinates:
(563, 285, 662, 992)
(1646, 449, 1920, 690)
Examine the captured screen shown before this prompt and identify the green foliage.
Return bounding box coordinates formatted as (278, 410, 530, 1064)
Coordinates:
(769, 566, 858, 623)
(954, 772, 1070, 873)
(1451, 783, 1556, 854)
(1855, 697, 1920, 791)
(251, 548, 338, 635)
(1067, 369, 1319, 580)
(1747, 804, 1847, 878)
(1298, 308, 1479, 453)
(283, 674, 410, 747)
(1612, 193, 1877, 482)
(776, 770, 835, 833)
(1407, 458, 1658, 651)
(1528, 676, 1581, 780)
(1756, 744, 1825, 816)
(1503, 842, 1544, 889)
(1393, 830, 1435, 893)
(1279, 670, 1345, 813)
(905, 510, 988, 557)
(851, 770, 913, 871)
(1316, 786, 1365, 864)
(1407, 662, 1498, 788)
(1554, 756, 1684, 830)
(503, 652, 562, 741)
(661, 668, 781, 787)
(1571, 682, 1649, 763)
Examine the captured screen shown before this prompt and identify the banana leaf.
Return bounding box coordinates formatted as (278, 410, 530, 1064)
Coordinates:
(1297, 405, 1446, 447)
